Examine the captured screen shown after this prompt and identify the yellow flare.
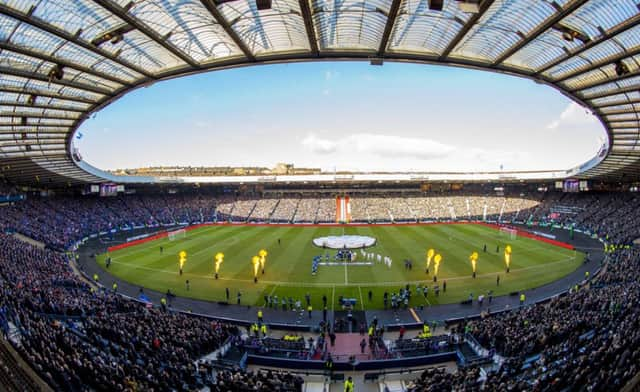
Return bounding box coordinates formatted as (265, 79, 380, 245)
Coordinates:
(469, 251, 478, 272)
(252, 255, 260, 277)
(178, 250, 187, 270)
(504, 246, 512, 268)
(214, 253, 224, 273)
(258, 249, 267, 269)
(426, 248, 435, 268)
(434, 253, 442, 276)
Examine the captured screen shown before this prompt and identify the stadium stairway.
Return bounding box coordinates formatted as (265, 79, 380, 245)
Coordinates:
(327, 333, 372, 360)
(333, 310, 367, 333)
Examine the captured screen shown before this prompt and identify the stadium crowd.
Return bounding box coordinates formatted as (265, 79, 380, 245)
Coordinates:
(210, 368, 304, 391)
(0, 233, 238, 391)
(1, 190, 640, 389)
(271, 198, 299, 223)
(0, 192, 549, 250)
(0, 191, 565, 251)
(407, 247, 640, 391)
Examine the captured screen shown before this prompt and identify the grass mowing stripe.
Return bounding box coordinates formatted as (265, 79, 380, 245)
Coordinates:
(344, 260, 348, 284)
(434, 225, 510, 273)
(111, 225, 219, 260)
(115, 225, 242, 269)
(98, 224, 584, 309)
(106, 254, 577, 285)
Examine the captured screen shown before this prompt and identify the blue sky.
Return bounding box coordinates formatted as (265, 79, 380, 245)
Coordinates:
(75, 61, 605, 172)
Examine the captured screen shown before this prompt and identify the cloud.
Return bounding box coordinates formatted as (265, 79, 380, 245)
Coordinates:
(301, 133, 455, 160)
(302, 134, 338, 154)
(546, 102, 598, 129)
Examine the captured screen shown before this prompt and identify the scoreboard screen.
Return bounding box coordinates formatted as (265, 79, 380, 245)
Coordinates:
(563, 179, 579, 193)
(100, 183, 118, 197)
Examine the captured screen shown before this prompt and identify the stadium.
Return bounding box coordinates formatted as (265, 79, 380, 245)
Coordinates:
(1, 0, 640, 391)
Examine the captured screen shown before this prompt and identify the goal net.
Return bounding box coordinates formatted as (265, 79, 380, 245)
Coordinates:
(499, 227, 517, 240)
(167, 228, 186, 241)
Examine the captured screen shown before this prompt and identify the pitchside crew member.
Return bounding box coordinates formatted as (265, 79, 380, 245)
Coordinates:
(344, 376, 354, 392)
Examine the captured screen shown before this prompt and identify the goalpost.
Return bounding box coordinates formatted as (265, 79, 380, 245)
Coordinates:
(167, 228, 186, 241)
(499, 227, 517, 241)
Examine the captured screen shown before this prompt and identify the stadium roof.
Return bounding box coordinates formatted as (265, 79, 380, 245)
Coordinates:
(1, 0, 639, 186)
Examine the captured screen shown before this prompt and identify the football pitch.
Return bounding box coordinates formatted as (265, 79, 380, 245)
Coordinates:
(96, 224, 584, 310)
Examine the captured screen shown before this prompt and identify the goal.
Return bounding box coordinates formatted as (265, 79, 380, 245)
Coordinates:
(499, 227, 517, 240)
(167, 228, 186, 241)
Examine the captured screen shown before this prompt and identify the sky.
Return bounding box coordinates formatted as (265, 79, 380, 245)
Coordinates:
(75, 61, 606, 173)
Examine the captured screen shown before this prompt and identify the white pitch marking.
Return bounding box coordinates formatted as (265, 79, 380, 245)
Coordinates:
(344, 261, 348, 284)
(106, 256, 578, 287)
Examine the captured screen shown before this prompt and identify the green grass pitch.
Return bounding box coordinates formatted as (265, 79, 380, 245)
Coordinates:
(96, 224, 583, 311)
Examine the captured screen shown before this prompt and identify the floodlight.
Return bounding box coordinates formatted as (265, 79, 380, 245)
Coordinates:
(256, 0, 272, 10)
(615, 61, 630, 77)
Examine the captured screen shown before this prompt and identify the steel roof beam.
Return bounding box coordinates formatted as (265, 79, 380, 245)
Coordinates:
(609, 119, 640, 125)
(0, 124, 70, 129)
(440, 0, 495, 60)
(0, 3, 155, 80)
(609, 126, 640, 130)
(0, 132, 69, 137)
(555, 46, 640, 84)
(0, 66, 113, 96)
(571, 69, 640, 93)
(93, 0, 199, 68)
(377, 0, 402, 57)
(199, 0, 255, 61)
(583, 85, 638, 101)
(0, 141, 67, 146)
(601, 109, 639, 116)
(536, 13, 640, 76)
(611, 132, 640, 136)
(492, 0, 589, 66)
(0, 87, 95, 104)
(298, 0, 319, 56)
(0, 113, 81, 121)
(0, 41, 132, 87)
(0, 102, 87, 113)
(595, 98, 640, 109)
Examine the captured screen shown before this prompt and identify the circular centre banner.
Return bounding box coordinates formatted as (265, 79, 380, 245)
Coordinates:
(312, 235, 376, 249)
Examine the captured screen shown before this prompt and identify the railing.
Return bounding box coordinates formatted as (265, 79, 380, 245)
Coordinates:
(239, 352, 248, 371)
(247, 350, 457, 371)
(464, 333, 490, 358)
(622, 370, 640, 392)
